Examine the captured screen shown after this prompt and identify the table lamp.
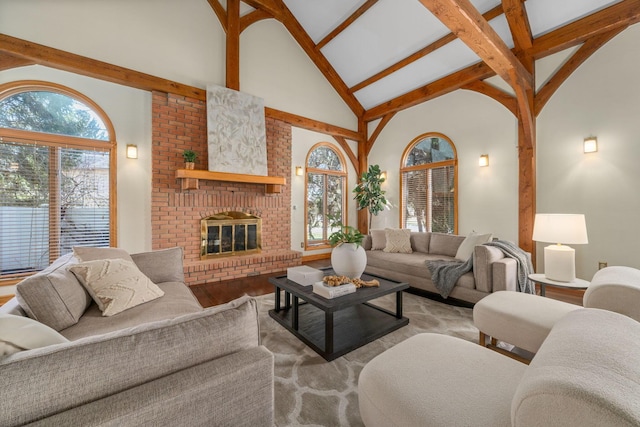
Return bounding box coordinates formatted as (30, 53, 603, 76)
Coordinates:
(532, 214, 588, 282)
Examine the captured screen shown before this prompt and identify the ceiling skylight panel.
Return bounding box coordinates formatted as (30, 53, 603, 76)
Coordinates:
(321, 0, 451, 87)
(526, 0, 620, 37)
(282, 0, 365, 43)
(354, 39, 480, 109)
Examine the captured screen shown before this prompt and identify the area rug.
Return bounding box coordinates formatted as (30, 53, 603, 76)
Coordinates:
(255, 292, 477, 426)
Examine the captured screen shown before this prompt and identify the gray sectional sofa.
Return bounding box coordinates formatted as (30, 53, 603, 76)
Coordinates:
(363, 232, 521, 304)
(0, 247, 274, 427)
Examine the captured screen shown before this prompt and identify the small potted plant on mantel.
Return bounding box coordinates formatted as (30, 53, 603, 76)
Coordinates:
(182, 149, 198, 170)
(328, 223, 366, 279)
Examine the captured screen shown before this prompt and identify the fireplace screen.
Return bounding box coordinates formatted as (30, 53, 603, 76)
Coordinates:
(201, 212, 261, 259)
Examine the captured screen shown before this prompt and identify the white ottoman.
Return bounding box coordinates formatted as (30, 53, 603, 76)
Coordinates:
(358, 333, 527, 427)
(473, 291, 579, 357)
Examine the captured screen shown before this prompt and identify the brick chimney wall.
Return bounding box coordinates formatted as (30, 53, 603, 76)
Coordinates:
(151, 91, 301, 285)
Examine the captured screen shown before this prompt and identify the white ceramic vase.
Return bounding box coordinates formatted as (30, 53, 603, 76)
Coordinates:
(331, 243, 367, 279)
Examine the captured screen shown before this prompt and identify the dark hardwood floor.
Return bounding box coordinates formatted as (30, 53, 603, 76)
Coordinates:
(189, 258, 584, 308)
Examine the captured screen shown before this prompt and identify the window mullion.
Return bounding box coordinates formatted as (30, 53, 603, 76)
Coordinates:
(48, 146, 61, 263)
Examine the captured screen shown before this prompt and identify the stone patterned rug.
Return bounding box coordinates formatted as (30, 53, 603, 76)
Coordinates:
(255, 292, 477, 426)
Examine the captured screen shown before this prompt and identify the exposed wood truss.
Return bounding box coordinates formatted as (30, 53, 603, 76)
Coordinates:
(316, 0, 379, 50)
(0, 52, 34, 71)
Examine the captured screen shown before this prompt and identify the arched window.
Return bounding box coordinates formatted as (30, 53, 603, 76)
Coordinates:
(400, 133, 457, 233)
(305, 143, 347, 249)
(0, 81, 116, 281)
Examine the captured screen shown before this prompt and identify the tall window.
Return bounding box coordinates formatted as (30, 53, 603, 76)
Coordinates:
(305, 143, 347, 249)
(0, 81, 116, 281)
(400, 133, 457, 233)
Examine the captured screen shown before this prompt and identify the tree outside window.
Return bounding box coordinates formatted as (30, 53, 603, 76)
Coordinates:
(305, 143, 347, 249)
(400, 133, 457, 234)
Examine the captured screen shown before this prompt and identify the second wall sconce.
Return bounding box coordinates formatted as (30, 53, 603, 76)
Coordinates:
(479, 154, 489, 167)
(295, 166, 304, 176)
(126, 144, 138, 159)
(584, 137, 598, 153)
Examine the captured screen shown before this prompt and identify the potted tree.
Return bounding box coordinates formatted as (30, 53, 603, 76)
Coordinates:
(353, 164, 389, 230)
(328, 223, 367, 279)
(182, 149, 198, 170)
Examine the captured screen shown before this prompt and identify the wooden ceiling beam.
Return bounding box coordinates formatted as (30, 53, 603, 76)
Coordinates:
(0, 52, 35, 71)
(265, 107, 361, 141)
(417, 0, 532, 93)
(363, 61, 495, 121)
(0, 34, 206, 100)
(332, 135, 358, 171)
(534, 28, 624, 116)
(241, 0, 283, 20)
(316, 0, 379, 50)
(462, 80, 517, 116)
(240, 9, 272, 33)
(350, 4, 503, 93)
(502, 0, 532, 52)
(532, 0, 640, 59)
(207, 0, 227, 32)
(365, 112, 395, 155)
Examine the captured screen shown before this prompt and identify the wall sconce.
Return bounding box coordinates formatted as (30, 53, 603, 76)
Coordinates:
(380, 171, 387, 181)
(583, 137, 598, 153)
(479, 154, 489, 167)
(126, 144, 138, 159)
(295, 166, 303, 176)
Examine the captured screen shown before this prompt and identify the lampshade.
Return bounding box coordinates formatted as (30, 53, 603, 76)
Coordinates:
(532, 214, 588, 244)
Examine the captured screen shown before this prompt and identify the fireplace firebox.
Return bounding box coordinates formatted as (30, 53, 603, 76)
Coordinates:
(201, 212, 261, 259)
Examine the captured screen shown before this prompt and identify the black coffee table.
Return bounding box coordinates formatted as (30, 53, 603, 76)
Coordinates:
(268, 269, 409, 361)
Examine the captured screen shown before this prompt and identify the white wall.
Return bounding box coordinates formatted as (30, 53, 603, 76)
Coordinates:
(290, 127, 358, 255)
(537, 25, 640, 280)
(0, 66, 153, 256)
(368, 90, 519, 243)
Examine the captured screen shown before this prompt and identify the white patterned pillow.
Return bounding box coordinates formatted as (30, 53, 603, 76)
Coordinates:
(383, 228, 413, 253)
(70, 259, 164, 317)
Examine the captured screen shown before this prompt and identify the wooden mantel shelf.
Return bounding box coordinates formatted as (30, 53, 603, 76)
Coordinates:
(175, 169, 286, 193)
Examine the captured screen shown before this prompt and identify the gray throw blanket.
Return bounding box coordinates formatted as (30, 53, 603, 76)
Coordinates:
(426, 239, 534, 298)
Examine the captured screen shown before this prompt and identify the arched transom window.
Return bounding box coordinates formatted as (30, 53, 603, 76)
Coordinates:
(0, 81, 116, 281)
(305, 143, 347, 249)
(400, 133, 457, 233)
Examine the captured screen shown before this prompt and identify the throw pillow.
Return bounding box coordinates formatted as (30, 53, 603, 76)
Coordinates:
(383, 228, 413, 253)
(455, 232, 493, 261)
(70, 259, 164, 317)
(73, 246, 134, 263)
(0, 314, 69, 357)
(370, 229, 387, 250)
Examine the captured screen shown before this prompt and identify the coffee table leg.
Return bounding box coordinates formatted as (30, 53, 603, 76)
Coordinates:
(396, 291, 403, 319)
(325, 312, 334, 354)
(274, 287, 281, 312)
(285, 291, 291, 309)
(292, 296, 299, 330)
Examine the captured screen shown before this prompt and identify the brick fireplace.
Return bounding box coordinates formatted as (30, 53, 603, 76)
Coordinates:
(151, 91, 301, 285)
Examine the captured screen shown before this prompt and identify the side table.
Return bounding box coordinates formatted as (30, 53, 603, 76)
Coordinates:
(528, 273, 589, 297)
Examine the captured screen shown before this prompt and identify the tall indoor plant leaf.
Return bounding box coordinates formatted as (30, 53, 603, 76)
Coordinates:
(353, 164, 388, 230)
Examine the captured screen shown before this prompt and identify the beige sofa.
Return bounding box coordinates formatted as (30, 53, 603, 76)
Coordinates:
(363, 232, 521, 304)
(0, 247, 274, 427)
(359, 308, 640, 426)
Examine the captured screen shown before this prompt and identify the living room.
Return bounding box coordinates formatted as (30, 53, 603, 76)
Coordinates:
(1, 0, 640, 425)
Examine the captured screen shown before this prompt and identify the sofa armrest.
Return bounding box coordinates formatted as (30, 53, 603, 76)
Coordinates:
(473, 245, 519, 293)
(584, 266, 640, 322)
(131, 246, 184, 284)
(0, 295, 261, 426)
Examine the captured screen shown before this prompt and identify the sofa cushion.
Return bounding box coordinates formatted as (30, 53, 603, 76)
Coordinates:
(0, 314, 69, 357)
(73, 246, 134, 262)
(370, 229, 387, 250)
(429, 233, 465, 257)
(131, 247, 185, 284)
(70, 259, 165, 317)
(60, 281, 202, 340)
(410, 232, 430, 253)
(383, 228, 412, 253)
(15, 253, 92, 331)
(455, 232, 493, 261)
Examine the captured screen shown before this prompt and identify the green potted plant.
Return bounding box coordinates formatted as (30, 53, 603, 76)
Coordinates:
(328, 223, 366, 278)
(353, 164, 389, 230)
(182, 149, 198, 169)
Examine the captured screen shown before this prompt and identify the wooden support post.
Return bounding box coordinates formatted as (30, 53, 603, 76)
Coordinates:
(226, 0, 240, 90)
